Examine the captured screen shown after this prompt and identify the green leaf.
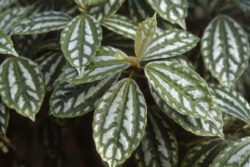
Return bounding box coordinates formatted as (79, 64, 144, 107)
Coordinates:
(135, 14, 157, 60)
(0, 7, 28, 33)
(128, 0, 153, 23)
(35, 51, 65, 91)
(60, 15, 102, 75)
(210, 84, 250, 124)
(50, 74, 119, 118)
(201, 15, 250, 87)
(0, 0, 16, 11)
(141, 29, 199, 61)
(150, 85, 224, 138)
(0, 99, 9, 137)
(146, 0, 188, 29)
(210, 137, 250, 167)
(0, 29, 18, 56)
(145, 61, 215, 122)
(180, 139, 227, 167)
(101, 14, 138, 40)
(237, 0, 250, 16)
(11, 11, 72, 35)
(87, 0, 105, 6)
(135, 112, 178, 167)
(59, 46, 129, 84)
(0, 57, 45, 121)
(93, 78, 147, 167)
(88, 0, 125, 22)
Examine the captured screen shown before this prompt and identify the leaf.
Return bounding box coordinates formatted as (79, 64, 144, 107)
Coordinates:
(146, 0, 188, 29)
(201, 15, 250, 87)
(135, 14, 157, 60)
(0, 0, 16, 11)
(0, 99, 9, 137)
(141, 29, 199, 61)
(87, 0, 105, 6)
(60, 15, 102, 75)
(150, 85, 224, 138)
(210, 84, 250, 124)
(180, 139, 227, 167)
(88, 0, 125, 22)
(135, 112, 178, 167)
(0, 7, 28, 33)
(0, 29, 18, 56)
(145, 61, 215, 123)
(128, 0, 153, 23)
(11, 11, 72, 35)
(93, 78, 147, 167)
(237, 0, 250, 16)
(210, 137, 250, 167)
(0, 57, 45, 121)
(35, 51, 65, 91)
(101, 14, 138, 40)
(59, 46, 129, 84)
(50, 74, 119, 118)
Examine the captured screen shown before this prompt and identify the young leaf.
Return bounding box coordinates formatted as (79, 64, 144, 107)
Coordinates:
(101, 14, 138, 40)
(181, 139, 227, 167)
(50, 74, 119, 118)
(0, 29, 18, 56)
(0, 57, 45, 121)
(0, 99, 9, 137)
(135, 14, 157, 60)
(135, 112, 178, 167)
(146, 0, 188, 29)
(60, 15, 102, 75)
(150, 85, 224, 138)
(0, 7, 28, 33)
(210, 84, 250, 124)
(201, 15, 250, 87)
(88, 0, 125, 22)
(93, 78, 147, 167)
(210, 137, 250, 167)
(35, 51, 65, 91)
(141, 29, 199, 61)
(11, 11, 72, 35)
(59, 46, 129, 84)
(145, 61, 215, 123)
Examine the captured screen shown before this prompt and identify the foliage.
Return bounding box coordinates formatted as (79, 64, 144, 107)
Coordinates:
(0, 0, 250, 166)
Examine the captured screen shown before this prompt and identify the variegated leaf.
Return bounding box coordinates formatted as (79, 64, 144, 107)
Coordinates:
(0, 7, 28, 33)
(210, 84, 250, 124)
(11, 11, 72, 35)
(145, 61, 215, 123)
(237, 0, 250, 15)
(210, 137, 250, 167)
(135, 14, 157, 60)
(88, 0, 125, 22)
(0, 99, 9, 137)
(101, 14, 138, 40)
(150, 85, 224, 138)
(0, 0, 16, 11)
(201, 15, 250, 87)
(35, 51, 65, 91)
(141, 29, 199, 61)
(181, 139, 227, 167)
(93, 78, 147, 167)
(60, 15, 102, 75)
(146, 0, 188, 29)
(128, 0, 152, 23)
(50, 74, 119, 118)
(0, 29, 18, 56)
(0, 57, 45, 121)
(59, 46, 129, 84)
(135, 112, 178, 167)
